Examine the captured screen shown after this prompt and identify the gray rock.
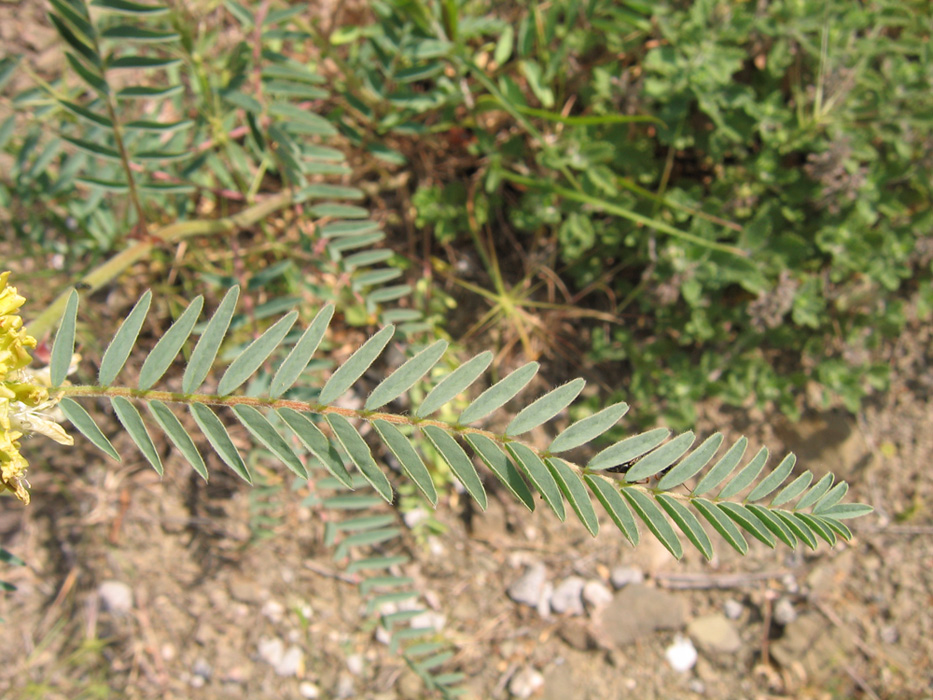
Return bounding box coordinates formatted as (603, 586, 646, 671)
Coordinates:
(880, 624, 899, 644)
(610, 566, 644, 589)
(192, 658, 212, 681)
(582, 580, 613, 610)
(773, 597, 797, 626)
(257, 638, 304, 676)
(723, 599, 744, 620)
(258, 637, 284, 668)
(335, 673, 355, 699)
(262, 599, 285, 623)
(593, 584, 685, 647)
(98, 580, 133, 615)
(550, 576, 586, 616)
(687, 614, 742, 654)
(508, 563, 549, 610)
(346, 653, 364, 676)
(509, 666, 544, 699)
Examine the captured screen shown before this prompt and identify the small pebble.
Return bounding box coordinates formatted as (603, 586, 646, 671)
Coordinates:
(665, 635, 698, 672)
(508, 666, 544, 699)
(277, 646, 304, 677)
(507, 563, 548, 609)
(262, 599, 285, 623)
(550, 577, 586, 616)
(773, 597, 797, 626)
(688, 679, 706, 694)
(582, 580, 613, 610)
(880, 625, 899, 644)
(403, 508, 429, 529)
(98, 580, 133, 615)
(409, 610, 446, 632)
(335, 673, 355, 698)
(192, 658, 212, 680)
(299, 681, 321, 699)
(723, 599, 744, 620)
(610, 566, 644, 589)
(346, 653, 364, 676)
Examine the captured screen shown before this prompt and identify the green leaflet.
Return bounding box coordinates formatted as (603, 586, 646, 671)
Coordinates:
(189, 404, 250, 483)
(585, 476, 639, 545)
(232, 405, 308, 478)
(587, 427, 670, 470)
(505, 378, 585, 437)
(110, 396, 162, 475)
(51, 290, 79, 386)
(217, 311, 298, 396)
(547, 458, 599, 536)
(548, 402, 629, 454)
(774, 510, 818, 549)
(99, 290, 152, 385)
(621, 488, 682, 560)
(277, 408, 353, 487)
(321, 220, 381, 237)
(319, 325, 395, 406)
(60, 397, 120, 460)
(692, 497, 748, 555)
(459, 361, 539, 425)
(366, 340, 449, 410)
(417, 351, 493, 418)
(148, 400, 208, 481)
(718, 446, 769, 500)
(813, 482, 849, 514)
(718, 502, 775, 547)
(817, 502, 873, 520)
(138, 296, 204, 390)
(464, 434, 535, 511)
(183, 286, 239, 394)
(657, 432, 723, 490)
(91, 0, 170, 16)
(657, 493, 713, 561)
(747, 453, 796, 502)
(270, 304, 334, 398)
(507, 442, 564, 520)
(747, 504, 797, 549)
(422, 425, 487, 510)
(795, 473, 835, 511)
(373, 420, 437, 506)
(692, 436, 748, 496)
(327, 414, 393, 502)
(770, 471, 813, 507)
(624, 431, 695, 482)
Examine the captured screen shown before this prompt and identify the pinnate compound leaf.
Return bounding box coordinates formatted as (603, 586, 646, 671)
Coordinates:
(59, 397, 120, 460)
(624, 431, 695, 482)
(372, 420, 437, 506)
(183, 286, 239, 393)
(718, 502, 775, 547)
(620, 489, 682, 559)
(795, 472, 834, 511)
(464, 434, 534, 511)
(657, 493, 713, 560)
(99, 290, 151, 385)
(277, 408, 353, 487)
(770, 471, 813, 507)
(587, 427, 670, 470)
(327, 414, 393, 502)
(365, 340, 448, 410)
(747, 453, 796, 502)
(270, 304, 334, 398)
(148, 400, 207, 481)
(232, 405, 307, 478)
(110, 396, 161, 475)
(138, 296, 203, 390)
(657, 432, 724, 490)
(51, 290, 79, 386)
(585, 476, 639, 545)
(459, 361, 538, 425)
(505, 378, 585, 437)
(189, 403, 250, 483)
(422, 425, 487, 510)
(506, 442, 564, 520)
(692, 497, 748, 555)
(217, 311, 297, 396)
(692, 436, 748, 496)
(417, 351, 493, 418)
(319, 325, 395, 406)
(547, 458, 598, 536)
(548, 402, 629, 454)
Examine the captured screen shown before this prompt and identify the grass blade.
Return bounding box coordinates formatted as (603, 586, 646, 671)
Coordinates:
(217, 311, 297, 395)
(319, 325, 395, 406)
(59, 397, 120, 460)
(270, 304, 334, 398)
(51, 289, 79, 386)
(110, 396, 161, 475)
(138, 296, 203, 390)
(366, 340, 448, 410)
(505, 378, 585, 437)
(183, 286, 239, 394)
(464, 434, 534, 511)
(373, 420, 437, 506)
(459, 361, 538, 425)
(548, 402, 629, 454)
(327, 414, 393, 502)
(99, 290, 151, 385)
(148, 400, 207, 481)
(190, 404, 250, 483)
(422, 425, 487, 510)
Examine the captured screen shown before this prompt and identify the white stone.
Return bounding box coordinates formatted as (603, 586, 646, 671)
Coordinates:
(409, 610, 446, 632)
(610, 566, 644, 589)
(665, 635, 698, 672)
(508, 666, 544, 699)
(262, 599, 285, 623)
(299, 681, 321, 699)
(98, 580, 133, 615)
(550, 576, 586, 616)
(723, 598, 744, 620)
(582, 580, 613, 610)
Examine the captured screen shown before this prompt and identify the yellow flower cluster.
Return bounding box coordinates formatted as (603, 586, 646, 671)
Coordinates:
(0, 271, 72, 504)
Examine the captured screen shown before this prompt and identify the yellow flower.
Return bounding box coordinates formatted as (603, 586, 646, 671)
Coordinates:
(0, 272, 73, 504)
